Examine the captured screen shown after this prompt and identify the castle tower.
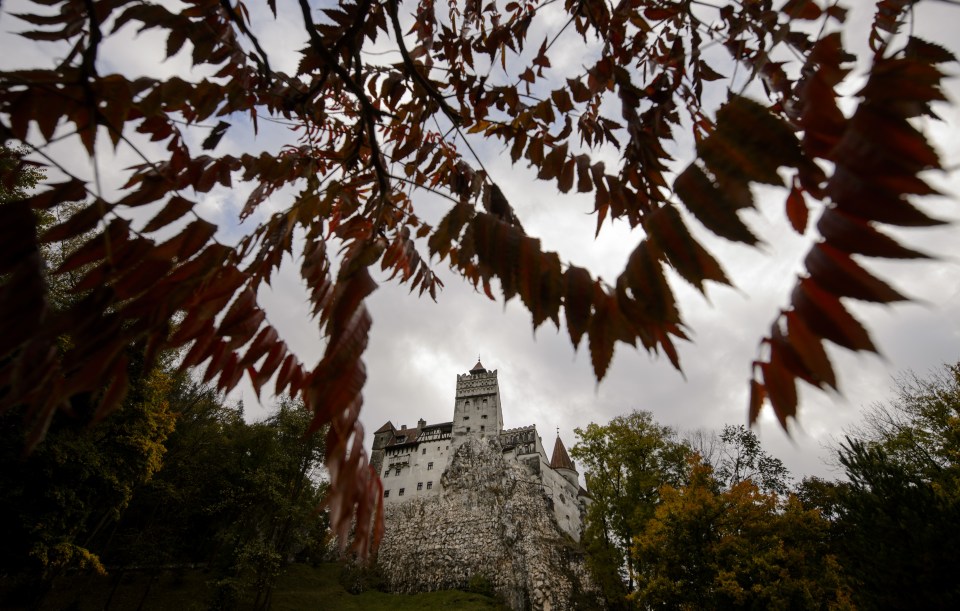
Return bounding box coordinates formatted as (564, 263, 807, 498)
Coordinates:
(550, 434, 579, 488)
(452, 359, 503, 443)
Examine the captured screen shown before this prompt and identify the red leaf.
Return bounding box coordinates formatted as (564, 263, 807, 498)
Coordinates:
(785, 310, 837, 390)
(748, 378, 766, 425)
(786, 182, 808, 234)
(760, 357, 797, 429)
(25, 179, 88, 211)
(791, 278, 876, 352)
(674, 164, 758, 245)
(782, 0, 822, 20)
(817, 209, 927, 259)
(239, 326, 279, 368)
(564, 266, 593, 349)
(142, 196, 194, 233)
(588, 294, 616, 381)
(622, 240, 680, 324)
(40, 200, 111, 244)
(175, 219, 218, 260)
(804, 243, 906, 303)
(647, 205, 729, 292)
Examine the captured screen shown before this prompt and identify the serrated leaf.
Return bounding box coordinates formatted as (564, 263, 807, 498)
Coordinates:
(760, 356, 797, 429)
(805, 243, 906, 303)
(40, 200, 110, 244)
(647, 205, 729, 292)
(587, 294, 616, 381)
(785, 310, 837, 390)
(564, 266, 592, 349)
(674, 164, 758, 245)
(623, 240, 680, 324)
(816, 209, 927, 259)
(791, 278, 876, 353)
(142, 196, 194, 233)
(904, 36, 957, 64)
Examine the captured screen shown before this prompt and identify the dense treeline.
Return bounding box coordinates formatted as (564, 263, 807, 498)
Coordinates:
(574, 363, 960, 610)
(2, 357, 959, 610)
(0, 365, 330, 610)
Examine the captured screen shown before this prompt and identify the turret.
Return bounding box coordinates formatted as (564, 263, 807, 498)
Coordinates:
(371, 421, 395, 474)
(550, 435, 579, 488)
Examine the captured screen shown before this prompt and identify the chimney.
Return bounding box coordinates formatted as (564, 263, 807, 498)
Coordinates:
(401, 424, 407, 430)
(418, 418, 426, 428)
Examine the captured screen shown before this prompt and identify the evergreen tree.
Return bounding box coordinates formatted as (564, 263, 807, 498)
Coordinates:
(832, 364, 960, 609)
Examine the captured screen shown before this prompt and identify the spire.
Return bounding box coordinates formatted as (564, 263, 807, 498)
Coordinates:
(550, 435, 576, 472)
(470, 357, 487, 374)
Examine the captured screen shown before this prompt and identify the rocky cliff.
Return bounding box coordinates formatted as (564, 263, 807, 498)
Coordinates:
(375, 437, 599, 610)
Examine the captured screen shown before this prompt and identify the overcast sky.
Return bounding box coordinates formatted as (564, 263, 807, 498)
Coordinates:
(3, 0, 959, 481)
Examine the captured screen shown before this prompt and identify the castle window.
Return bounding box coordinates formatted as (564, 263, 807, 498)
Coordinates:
(422, 448, 426, 455)
(464, 416, 469, 420)
(464, 400, 470, 408)
(427, 481, 433, 489)
(399, 488, 405, 496)
(480, 425, 485, 431)
(466, 427, 470, 432)
(417, 482, 423, 491)
(483, 398, 488, 407)
(395, 467, 401, 476)
(428, 462, 433, 470)
(384, 490, 390, 498)
(482, 414, 488, 419)
(384, 470, 389, 477)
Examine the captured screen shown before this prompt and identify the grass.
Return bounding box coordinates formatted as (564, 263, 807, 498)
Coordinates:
(0, 563, 507, 610)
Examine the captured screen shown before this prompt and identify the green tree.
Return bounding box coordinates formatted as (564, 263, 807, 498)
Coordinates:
(831, 364, 960, 609)
(634, 460, 850, 610)
(0, 145, 43, 204)
(710, 424, 792, 495)
(0, 350, 177, 578)
(572, 410, 689, 606)
(96, 390, 330, 610)
(1, 0, 955, 548)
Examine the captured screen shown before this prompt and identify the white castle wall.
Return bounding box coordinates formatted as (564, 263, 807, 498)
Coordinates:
(376, 437, 600, 611)
(379, 438, 450, 502)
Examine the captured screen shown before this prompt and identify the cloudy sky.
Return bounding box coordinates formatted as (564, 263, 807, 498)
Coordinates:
(3, 0, 959, 481)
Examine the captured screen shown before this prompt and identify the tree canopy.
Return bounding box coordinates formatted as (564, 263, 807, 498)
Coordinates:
(828, 364, 960, 608)
(634, 460, 850, 609)
(571, 410, 688, 603)
(0, 0, 955, 553)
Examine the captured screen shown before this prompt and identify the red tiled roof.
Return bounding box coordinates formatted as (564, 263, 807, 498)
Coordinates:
(470, 359, 486, 373)
(385, 421, 454, 447)
(374, 421, 395, 434)
(550, 436, 576, 472)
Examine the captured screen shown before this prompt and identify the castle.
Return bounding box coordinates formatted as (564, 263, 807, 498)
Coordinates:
(370, 359, 589, 540)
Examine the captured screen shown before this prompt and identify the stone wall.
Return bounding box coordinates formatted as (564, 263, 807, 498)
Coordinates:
(375, 437, 600, 610)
